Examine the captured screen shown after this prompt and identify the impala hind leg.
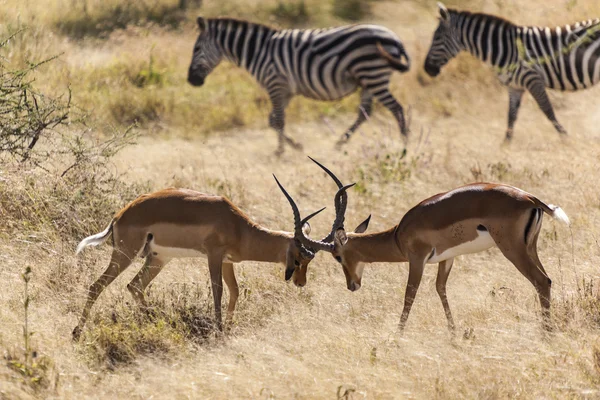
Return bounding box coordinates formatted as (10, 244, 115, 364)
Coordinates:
(398, 256, 426, 333)
(336, 89, 373, 147)
(492, 232, 552, 329)
(73, 247, 136, 340)
(126, 255, 171, 308)
(436, 258, 456, 332)
(222, 262, 239, 325)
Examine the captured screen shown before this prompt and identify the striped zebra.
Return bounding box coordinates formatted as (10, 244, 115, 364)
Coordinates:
(187, 17, 410, 155)
(424, 3, 600, 140)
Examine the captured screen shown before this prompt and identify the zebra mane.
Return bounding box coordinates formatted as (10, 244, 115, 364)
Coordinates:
(445, 8, 517, 28)
(206, 17, 280, 33)
(447, 8, 600, 32)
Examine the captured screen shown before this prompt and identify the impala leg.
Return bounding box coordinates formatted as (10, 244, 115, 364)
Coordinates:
(208, 252, 224, 331)
(494, 237, 552, 330)
(73, 248, 135, 340)
(336, 89, 373, 147)
(126, 255, 171, 308)
(525, 77, 567, 136)
(505, 87, 524, 141)
(222, 262, 239, 325)
(526, 231, 552, 328)
(436, 258, 456, 332)
(398, 257, 426, 332)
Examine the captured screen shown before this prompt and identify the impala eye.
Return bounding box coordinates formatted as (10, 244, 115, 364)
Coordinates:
(334, 256, 342, 263)
(294, 260, 300, 267)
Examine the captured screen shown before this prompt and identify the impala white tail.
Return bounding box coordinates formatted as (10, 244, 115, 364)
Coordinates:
(76, 221, 113, 254)
(548, 204, 570, 226)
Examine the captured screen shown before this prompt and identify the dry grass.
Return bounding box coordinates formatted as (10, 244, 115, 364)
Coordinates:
(2, 0, 600, 398)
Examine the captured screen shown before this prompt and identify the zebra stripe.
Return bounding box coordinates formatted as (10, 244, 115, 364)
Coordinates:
(188, 18, 410, 154)
(424, 3, 600, 140)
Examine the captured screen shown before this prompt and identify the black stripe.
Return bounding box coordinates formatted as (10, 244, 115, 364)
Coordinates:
(235, 23, 247, 66)
(523, 208, 539, 244)
(428, 248, 436, 261)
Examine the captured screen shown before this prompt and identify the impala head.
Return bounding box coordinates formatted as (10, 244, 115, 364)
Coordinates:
(424, 3, 461, 77)
(188, 17, 222, 87)
(285, 224, 316, 288)
(330, 216, 371, 291)
(274, 164, 354, 287)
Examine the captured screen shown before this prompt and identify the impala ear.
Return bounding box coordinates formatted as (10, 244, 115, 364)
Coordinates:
(302, 222, 311, 236)
(197, 16, 206, 31)
(334, 229, 348, 247)
(437, 2, 449, 22)
(354, 215, 371, 234)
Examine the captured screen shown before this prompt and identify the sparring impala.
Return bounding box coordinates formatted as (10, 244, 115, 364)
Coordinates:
(290, 160, 570, 331)
(73, 184, 345, 340)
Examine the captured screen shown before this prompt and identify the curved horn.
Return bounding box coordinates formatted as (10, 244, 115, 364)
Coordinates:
(302, 207, 326, 226)
(308, 156, 352, 242)
(308, 156, 343, 188)
(274, 175, 334, 252)
(330, 182, 355, 232)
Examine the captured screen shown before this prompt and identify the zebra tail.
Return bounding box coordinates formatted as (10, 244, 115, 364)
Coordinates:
(376, 42, 410, 72)
(76, 219, 115, 255)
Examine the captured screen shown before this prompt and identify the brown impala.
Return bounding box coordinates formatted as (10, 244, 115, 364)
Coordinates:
(73, 179, 349, 340)
(286, 159, 570, 332)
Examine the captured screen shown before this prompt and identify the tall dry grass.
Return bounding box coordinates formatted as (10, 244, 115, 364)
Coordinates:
(2, 0, 600, 398)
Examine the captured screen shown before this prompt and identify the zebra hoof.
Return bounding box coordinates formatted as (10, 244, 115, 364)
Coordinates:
(335, 139, 347, 149)
(72, 326, 83, 341)
(289, 141, 303, 151)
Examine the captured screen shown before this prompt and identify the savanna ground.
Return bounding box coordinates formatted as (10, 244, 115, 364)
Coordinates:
(1, 0, 600, 398)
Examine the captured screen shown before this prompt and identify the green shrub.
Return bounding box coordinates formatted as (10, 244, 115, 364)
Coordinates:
(271, 0, 310, 25)
(331, 0, 371, 21)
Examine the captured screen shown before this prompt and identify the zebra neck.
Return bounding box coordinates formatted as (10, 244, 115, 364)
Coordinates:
(208, 18, 276, 70)
(452, 12, 519, 68)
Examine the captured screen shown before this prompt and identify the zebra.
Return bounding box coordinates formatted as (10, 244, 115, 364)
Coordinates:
(187, 17, 410, 155)
(424, 3, 600, 141)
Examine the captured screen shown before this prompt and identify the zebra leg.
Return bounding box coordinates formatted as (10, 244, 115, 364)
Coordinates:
(336, 90, 373, 148)
(370, 87, 409, 141)
(505, 87, 524, 141)
(268, 91, 302, 156)
(526, 79, 568, 136)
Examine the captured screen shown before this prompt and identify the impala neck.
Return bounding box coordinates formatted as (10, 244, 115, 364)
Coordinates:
(347, 226, 407, 264)
(239, 223, 290, 263)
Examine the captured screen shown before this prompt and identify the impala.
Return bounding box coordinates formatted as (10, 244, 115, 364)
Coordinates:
(73, 185, 336, 340)
(290, 162, 571, 331)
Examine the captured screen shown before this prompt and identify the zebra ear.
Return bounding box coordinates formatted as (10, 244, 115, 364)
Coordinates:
(437, 2, 449, 22)
(197, 17, 206, 31)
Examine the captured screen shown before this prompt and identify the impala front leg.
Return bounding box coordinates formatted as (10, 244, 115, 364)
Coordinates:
(398, 255, 426, 333)
(436, 258, 455, 332)
(222, 262, 239, 325)
(208, 252, 225, 331)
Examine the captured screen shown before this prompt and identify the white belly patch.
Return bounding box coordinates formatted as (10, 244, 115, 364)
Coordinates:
(148, 243, 232, 262)
(427, 230, 496, 264)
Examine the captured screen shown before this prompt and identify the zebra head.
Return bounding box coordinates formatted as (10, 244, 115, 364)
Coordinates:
(187, 17, 222, 87)
(424, 3, 461, 77)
